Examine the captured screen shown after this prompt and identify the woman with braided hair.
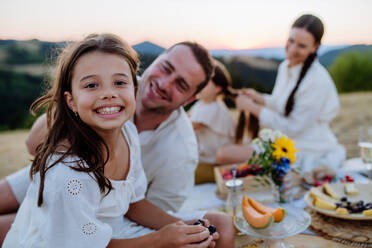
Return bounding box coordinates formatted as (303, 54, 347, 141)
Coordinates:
(218, 14, 345, 180)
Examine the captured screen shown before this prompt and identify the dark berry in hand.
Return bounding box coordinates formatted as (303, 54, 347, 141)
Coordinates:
(208, 225, 217, 235)
(193, 219, 204, 226)
(193, 221, 202, 226)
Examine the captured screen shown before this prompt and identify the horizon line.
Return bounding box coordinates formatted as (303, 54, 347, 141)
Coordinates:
(0, 37, 370, 51)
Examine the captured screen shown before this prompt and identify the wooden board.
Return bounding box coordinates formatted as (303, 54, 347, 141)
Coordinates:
(214, 164, 302, 197)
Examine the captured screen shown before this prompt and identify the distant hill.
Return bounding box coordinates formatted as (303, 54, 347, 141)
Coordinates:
(211, 47, 285, 59)
(0, 39, 65, 65)
(319, 44, 372, 67)
(211, 45, 348, 60)
(218, 56, 280, 94)
(132, 41, 165, 55)
(0, 40, 18, 46)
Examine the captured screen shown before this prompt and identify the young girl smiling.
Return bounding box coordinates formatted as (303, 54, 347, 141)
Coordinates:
(3, 34, 214, 248)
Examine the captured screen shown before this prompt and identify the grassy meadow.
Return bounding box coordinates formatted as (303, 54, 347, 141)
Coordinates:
(0, 92, 372, 179)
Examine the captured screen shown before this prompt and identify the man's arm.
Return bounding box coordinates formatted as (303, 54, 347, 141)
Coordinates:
(25, 113, 48, 156)
(0, 180, 19, 215)
(0, 180, 19, 245)
(0, 114, 47, 243)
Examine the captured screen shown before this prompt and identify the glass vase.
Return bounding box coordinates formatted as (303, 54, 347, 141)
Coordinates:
(271, 171, 293, 203)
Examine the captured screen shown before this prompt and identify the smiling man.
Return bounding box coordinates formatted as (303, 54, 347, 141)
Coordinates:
(0, 41, 235, 247)
(134, 43, 212, 211)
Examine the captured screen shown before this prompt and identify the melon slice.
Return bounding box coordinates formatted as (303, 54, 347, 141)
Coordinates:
(242, 196, 274, 229)
(247, 197, 286, 223)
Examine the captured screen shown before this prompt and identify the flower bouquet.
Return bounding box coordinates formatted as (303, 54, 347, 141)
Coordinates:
(248, 129, 299, 203)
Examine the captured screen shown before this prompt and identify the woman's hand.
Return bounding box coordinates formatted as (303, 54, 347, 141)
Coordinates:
(236, 94, 254, 111)
(241, 88, 265, 105)
(236, 93, 262, 117)
(157, 221, 213, 248)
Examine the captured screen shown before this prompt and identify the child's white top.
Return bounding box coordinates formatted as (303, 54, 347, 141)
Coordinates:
(3, 121, 147, 248)
(189, 100, 235, 164)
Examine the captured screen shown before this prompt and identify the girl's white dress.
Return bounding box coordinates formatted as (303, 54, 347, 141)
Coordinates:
(259, 59, 346, 172)
(3, 121, 147, 248)
(189, 100, 235, 164)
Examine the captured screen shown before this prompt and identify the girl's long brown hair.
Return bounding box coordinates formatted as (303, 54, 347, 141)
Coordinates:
(30, 34, 139, 206)
(235, 112, 259, 144)
(212, 60, 259, 144)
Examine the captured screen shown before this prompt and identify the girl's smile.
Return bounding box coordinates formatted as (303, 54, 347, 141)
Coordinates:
(95, 104, 124, 119)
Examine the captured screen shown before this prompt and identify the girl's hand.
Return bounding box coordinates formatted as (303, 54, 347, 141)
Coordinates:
(241, 88, 265, 105)
(183, 219, 219, 248)
(157, 221, 212, 248)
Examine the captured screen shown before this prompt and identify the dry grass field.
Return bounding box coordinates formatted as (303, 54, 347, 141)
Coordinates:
(0, 130, 32, 179)
(0, 92, 371, 179)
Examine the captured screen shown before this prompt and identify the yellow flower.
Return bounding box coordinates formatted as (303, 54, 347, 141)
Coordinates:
(271, 136, 298, 164)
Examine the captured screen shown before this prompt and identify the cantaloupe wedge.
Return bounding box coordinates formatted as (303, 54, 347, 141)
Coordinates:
(242, 196, 274, 229)
(247, 197, 286, 223)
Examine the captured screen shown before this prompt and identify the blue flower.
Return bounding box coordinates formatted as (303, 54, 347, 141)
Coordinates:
(280, 157, 290, 165)
(272, 157, 291, 177)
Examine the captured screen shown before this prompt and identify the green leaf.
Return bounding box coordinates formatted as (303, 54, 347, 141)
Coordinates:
(253, 177, 262, 182)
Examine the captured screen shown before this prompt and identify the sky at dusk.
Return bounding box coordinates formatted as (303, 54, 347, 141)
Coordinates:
(1, 0, 371, 50)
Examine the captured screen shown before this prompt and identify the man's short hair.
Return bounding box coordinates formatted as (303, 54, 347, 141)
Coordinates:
(166, 42, 214, 96)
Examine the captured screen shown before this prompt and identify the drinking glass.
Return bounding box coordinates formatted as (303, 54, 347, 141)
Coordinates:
(358, 126, 372, 176)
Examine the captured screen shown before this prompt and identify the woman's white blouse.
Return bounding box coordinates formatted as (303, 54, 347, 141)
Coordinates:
(189, 100, 235, 164)
(3, 121, 147, 248)
(260, 59, 345, 171)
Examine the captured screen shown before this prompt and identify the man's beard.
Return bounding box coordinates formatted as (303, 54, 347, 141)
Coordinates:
(137, 81, 176, 115)
(141, 100, 175, 115)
